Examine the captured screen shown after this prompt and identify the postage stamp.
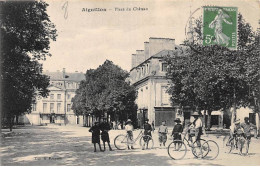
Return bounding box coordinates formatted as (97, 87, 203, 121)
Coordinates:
(203, 6, 238, 49)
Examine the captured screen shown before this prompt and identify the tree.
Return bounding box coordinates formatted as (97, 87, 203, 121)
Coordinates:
(165, 14, 259, 129)
(72, 60, 137, 126)
(0, 1, 57, 130)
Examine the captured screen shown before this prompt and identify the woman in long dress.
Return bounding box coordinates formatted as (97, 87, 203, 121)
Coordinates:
(209, 9, 232, 46)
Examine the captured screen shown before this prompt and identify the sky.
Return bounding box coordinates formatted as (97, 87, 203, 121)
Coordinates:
(42, 0, 260, 73)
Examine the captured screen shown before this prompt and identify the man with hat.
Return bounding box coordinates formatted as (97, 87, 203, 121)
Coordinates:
(241, 117, 257, 155)
(125, 119, 134, 150)
(191, 112, 203, 147)
(142, 118, 153, 150)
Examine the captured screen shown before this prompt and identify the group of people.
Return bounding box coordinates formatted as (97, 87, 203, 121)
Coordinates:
(227, 117, 257, 156)
(88, 119, 113, 152)
(89, 114, 256, 155)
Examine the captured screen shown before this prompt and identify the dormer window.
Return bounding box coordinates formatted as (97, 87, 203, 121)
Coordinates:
(162, 63, 167, 72)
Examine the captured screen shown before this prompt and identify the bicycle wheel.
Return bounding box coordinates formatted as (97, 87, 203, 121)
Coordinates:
(114, 134, 128, 150)
(191, 139, 209, 158)
(202, 140, 219, 160)
(139, 135, 154, 149)
(167, 140, 187, 160)
(223, 135, 234, 153)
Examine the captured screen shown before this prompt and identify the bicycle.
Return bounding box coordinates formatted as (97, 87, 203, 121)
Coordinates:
(114, 130, 154, 150)
(167, 132, 219, 160)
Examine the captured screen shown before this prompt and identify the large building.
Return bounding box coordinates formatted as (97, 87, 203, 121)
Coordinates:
(129, 37, 225, 128)
(129, 37, 181, 127)
(20, 69, 85, 125)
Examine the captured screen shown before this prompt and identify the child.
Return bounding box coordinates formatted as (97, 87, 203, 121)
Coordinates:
(172, 118, 183, 150)
(89, 121, 103, 152)
(158, 121, 168, 148)
(143, 119, 152, 150)
(172, 118, 183, 141)
(99, 119, 113, 151)
(125, 119, 134, 150)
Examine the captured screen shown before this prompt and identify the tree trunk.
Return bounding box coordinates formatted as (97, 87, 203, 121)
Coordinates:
(203, 109, 207, 128)
(9, 116, 14, 132)
(207, 110, 212, 130)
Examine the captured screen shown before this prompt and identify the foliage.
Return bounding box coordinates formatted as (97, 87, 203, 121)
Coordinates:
(72, 60, 137, 123)
(164, 14, 260, 128)
(0, 1, 57, 130)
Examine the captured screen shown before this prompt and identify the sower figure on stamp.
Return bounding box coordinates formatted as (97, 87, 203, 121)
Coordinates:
(99, 118, 113, 151)
(89, 121, 103, 152)
(142, 118, 152, 150)
(125, 119, 134, 150)
(158, 121, 168, 148)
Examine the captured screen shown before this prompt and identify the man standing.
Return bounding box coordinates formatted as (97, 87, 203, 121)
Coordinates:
(192, 112, 203, 147)
(241, 117, 257, 156)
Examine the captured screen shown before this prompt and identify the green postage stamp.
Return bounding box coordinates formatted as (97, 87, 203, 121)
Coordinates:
(203, 6, 237, 49)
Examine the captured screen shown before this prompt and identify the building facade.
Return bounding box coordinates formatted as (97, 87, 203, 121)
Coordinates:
(129, 37, 225, 128)
(21, 69, 85, 125)
(129, 37, 179, 127)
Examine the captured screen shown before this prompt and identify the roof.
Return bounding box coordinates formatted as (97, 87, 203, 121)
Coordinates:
(43, 71, 85, 82)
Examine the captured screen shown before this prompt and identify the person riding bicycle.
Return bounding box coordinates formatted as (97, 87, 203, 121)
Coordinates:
(142, 118, 152, 150)
(125, 119, 134, 150)
(241, 117, 257, 156)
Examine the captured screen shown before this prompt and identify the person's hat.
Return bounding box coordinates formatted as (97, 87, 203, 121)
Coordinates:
(174, 118, 181, 123)
(234, 119, 240, 124)
(126, 119, 132, 124)
(144, 118, 149, 122)
(191, 112, 200, 116)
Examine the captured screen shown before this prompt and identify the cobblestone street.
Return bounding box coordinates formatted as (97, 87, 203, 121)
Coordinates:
(1, 125, 260, 166)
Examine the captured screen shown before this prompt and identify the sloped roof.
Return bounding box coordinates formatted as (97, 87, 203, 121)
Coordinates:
(43, 71, 85, 82)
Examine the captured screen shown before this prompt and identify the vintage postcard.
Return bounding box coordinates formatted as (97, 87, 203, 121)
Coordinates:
(1, 0, 260, 166)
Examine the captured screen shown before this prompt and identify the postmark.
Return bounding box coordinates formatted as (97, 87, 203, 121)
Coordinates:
(203, 6, 237, 49)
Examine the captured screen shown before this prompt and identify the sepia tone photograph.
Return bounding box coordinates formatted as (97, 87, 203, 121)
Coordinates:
(0, 0, 260, 166)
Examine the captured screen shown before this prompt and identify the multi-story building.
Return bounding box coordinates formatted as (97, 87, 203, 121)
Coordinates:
(21, 69, 85, 125)
(129, 37, 226, 128)
(129, 37, 181, 127)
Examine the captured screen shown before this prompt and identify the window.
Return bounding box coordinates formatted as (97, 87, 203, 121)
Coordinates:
(32, 104, 37, 111)
(162, 63, 168, 72)
(43, 103, 47, 113)
(67, 94, 71, 99)
(50, 94, 54, 99)
(57, 103, 61, 113)
(57, 94, 61, 100)
(67, 104, 71, 112)
(50, 103, 54, 113)
(161, 86, 171, 105)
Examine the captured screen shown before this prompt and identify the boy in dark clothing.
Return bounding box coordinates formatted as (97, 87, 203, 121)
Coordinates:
(172, 118, 183, 141)
(172, 118, 183, 150)
(142, 119, 152, 150)
(89, 121, 103, 152)
(99, 119, 113, 151)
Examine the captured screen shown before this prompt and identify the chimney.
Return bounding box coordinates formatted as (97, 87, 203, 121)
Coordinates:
(62, 68, 66, 78)
(131, 54, 136, 68)
(136, 50, 145, 66)
(149, 37, 175, 57)
(144, 42, 149, 60)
